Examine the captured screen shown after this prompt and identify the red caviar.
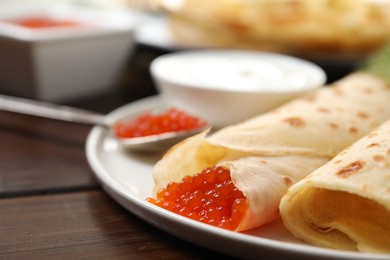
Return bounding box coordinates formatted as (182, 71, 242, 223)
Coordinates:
(113, 107, 207, 139)
(146, 166, 247, 231)
(10, 16, 79, 29)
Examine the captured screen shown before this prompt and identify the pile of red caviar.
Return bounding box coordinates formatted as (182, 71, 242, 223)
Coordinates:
(146, 166, 247, 231)
(10, 16, 80, 29)
(114, 107, 207, 139)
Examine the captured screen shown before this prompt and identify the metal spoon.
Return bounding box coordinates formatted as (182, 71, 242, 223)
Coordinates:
(0, 94, 208, 152)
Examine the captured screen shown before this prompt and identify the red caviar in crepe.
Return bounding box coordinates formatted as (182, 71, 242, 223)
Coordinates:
(147, 166, 247, 230)
(149, 72, 390, 232)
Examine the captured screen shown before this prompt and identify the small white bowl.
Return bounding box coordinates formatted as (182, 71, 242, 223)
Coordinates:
(150, 49, 327, 128)
(0, 3, 143, 102)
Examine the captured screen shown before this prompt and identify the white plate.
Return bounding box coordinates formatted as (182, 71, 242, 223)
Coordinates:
(86, 95, 389, 259)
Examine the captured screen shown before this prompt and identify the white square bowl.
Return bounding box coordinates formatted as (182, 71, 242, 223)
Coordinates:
(0, 3, 142, 101)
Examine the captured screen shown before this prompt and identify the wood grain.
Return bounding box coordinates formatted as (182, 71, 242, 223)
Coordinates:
(0, 110, 97, 196)
(0, 191, 225, 259)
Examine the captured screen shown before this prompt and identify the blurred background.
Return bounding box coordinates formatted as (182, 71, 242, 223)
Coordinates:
(0, 0, 389, 104)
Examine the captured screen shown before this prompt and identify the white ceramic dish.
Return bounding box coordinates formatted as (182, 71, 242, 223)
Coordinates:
(135, 14, 206, 51)
(0, 3, 142, 102)
(150, 49, 326, 128)
(86, 95, 389, 260)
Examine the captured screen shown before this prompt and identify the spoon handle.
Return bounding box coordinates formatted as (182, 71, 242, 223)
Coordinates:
(0, 94, 109, 127)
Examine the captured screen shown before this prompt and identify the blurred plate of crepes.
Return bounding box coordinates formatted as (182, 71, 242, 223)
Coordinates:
(135, 0, 390, 64)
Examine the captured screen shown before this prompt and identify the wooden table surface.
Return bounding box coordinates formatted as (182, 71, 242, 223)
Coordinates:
(0, 44, 353, 259)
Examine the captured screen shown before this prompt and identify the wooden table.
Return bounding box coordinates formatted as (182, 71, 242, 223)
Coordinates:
(0, 44, 353, 259)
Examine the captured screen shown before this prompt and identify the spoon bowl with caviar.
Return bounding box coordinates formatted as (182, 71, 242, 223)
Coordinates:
(0, 94, 209, 152)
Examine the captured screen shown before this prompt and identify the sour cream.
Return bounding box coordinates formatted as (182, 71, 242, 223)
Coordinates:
(150, 50, 327, 128)
(152, 51, 326, 92)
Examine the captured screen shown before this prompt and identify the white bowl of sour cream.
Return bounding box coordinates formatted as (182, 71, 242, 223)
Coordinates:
(150, 49, 326, 128)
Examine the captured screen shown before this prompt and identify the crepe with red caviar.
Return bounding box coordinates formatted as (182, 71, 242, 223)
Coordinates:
(149, 71, 390, 232)
(279, 119, 390, 253)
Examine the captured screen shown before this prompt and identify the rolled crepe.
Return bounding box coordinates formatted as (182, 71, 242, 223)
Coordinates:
(280, 119, 390, 253)
(152, 72, 390, 232)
